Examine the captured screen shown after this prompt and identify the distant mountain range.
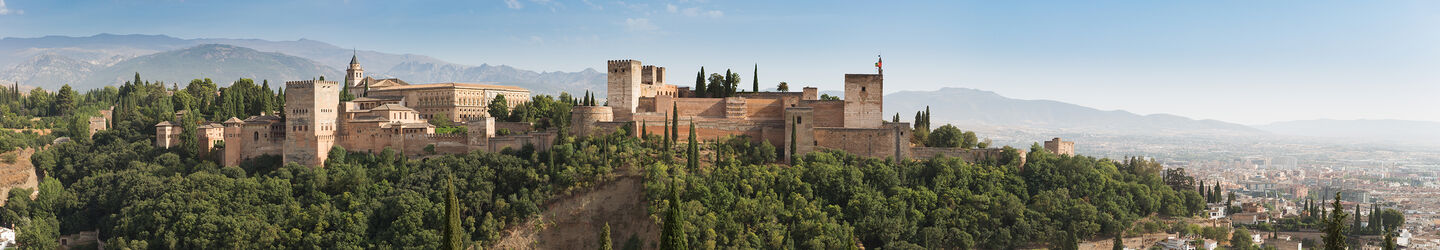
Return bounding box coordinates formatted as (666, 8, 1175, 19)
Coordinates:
(884, 87, 1266, 136)
(0, 34, 605, 94)
(84, 44, 341, 87)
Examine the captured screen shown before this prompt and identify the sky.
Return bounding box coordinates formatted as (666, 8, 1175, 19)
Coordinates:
(0, 0, 1437, 125)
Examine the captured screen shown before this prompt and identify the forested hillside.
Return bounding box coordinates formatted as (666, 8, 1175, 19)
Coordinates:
(643, 142, 1205, 249)
(0, 80, 1207, 249)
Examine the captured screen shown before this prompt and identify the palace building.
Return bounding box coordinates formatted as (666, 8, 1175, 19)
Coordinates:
(158, 55, 1045, 167)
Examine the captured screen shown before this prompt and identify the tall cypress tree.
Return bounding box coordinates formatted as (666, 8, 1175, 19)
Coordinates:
(789, 122, 798, 164)
(442, 175, 464, 250)
(1212, 182, 1222, 203)
(724, 69, 733, 96)
(600, 222, 612, 250)
(661, 185, 688, 250)
(752, 64, 759, 93)
(1323, 192, 1348, 250)
(695, 68, 706, 98)
(1353, 203, 1364, 237)
(664, 117, 671, 150)
(671, 102, 679, 147)
(687, 120, 698, 169)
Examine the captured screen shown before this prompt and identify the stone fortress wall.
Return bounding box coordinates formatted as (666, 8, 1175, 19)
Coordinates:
(154, 56, 1076, 167)
(585, 59, 914, 161)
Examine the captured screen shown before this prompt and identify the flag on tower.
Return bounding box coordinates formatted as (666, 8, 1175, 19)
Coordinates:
(876, 55, 884, 74)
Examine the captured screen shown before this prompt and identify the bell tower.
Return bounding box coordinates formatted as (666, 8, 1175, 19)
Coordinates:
(345, 51, 364, 93)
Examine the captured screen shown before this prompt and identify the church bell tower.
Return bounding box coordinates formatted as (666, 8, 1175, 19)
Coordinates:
(345, 51, 364, 94)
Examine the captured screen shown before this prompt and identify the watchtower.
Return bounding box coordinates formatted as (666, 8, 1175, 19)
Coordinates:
(607, 59, 643, 122)
(221, 117, 244, 166)
(641, 65, 666, 85)
(284, 80, 340, 167)
(1044, 137, 1075, 156)
(843, 74, 883, 128)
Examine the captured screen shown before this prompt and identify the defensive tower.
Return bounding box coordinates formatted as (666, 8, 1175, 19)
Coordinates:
(284, 80, 341, 166)
(607, 59, 643, 122)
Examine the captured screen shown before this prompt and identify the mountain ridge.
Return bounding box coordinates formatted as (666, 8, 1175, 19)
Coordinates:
(81, 44, 341, 88)
(0, 34, 605, 93)
(883, 87, 1267, 136)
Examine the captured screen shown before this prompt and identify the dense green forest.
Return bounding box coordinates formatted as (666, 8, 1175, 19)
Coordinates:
(0, 75, 639, 249)
(644, 140, 1205, 249)
(0, 75, 1212, 249)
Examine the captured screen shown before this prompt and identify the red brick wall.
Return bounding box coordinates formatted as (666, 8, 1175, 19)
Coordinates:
(744, 98, 784, 121)
(651, 97, 727, 118)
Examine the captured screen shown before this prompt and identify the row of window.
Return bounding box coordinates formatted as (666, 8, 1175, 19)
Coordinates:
(291, 124, 334, 132)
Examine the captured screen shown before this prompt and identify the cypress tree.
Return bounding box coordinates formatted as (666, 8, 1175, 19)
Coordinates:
(442, 175, 464, 250)
(671, 102, 679, 147)
(600, 222, 612, 250)
(913, 111, 923, 131)
(661, 185, 688, 250)
(1371, 203, 1380, 233)
(923, 106, 931, 130)
(1353, 203, 1363, 237)
(687, 120, 698, 169)
(1198, 182, 1206, 202)
(724, 69, 733, 96)
(664, 117, 671, 150)
(695, 68, 707, 98)
(789, 122, 797, 164)
(1212, 182, 1222, 203)
(641, 121, 648, 139)
(752, 64, 759, 93)
(1323, 192, 1347, 250)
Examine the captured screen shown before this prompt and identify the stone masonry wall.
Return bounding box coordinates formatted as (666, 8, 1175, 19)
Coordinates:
(843, 74, 883, 128)
(813, 126, 906, 160)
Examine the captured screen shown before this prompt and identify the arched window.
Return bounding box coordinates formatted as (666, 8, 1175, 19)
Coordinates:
(254, 132, 259, 141)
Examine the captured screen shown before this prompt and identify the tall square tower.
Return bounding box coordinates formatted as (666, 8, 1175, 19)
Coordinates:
(843, 74, 883, 128)
(284, 80, 340, 167)
(607, 60, 643, 122)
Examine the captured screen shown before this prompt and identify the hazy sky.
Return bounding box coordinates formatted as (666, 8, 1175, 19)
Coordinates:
(1, 0, 1436, 125)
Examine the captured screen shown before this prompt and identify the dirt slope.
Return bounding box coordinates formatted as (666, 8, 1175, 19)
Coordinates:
(492, 174, 659, 249)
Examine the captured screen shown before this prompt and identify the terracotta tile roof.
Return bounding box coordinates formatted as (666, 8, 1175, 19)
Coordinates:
(371, 104, 416, 111)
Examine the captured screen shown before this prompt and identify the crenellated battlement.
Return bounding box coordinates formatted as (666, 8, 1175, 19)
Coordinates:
(607, 60, 641, 73)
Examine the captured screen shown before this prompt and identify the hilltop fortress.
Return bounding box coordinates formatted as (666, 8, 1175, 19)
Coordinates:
(157, 56, 1072, 167)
